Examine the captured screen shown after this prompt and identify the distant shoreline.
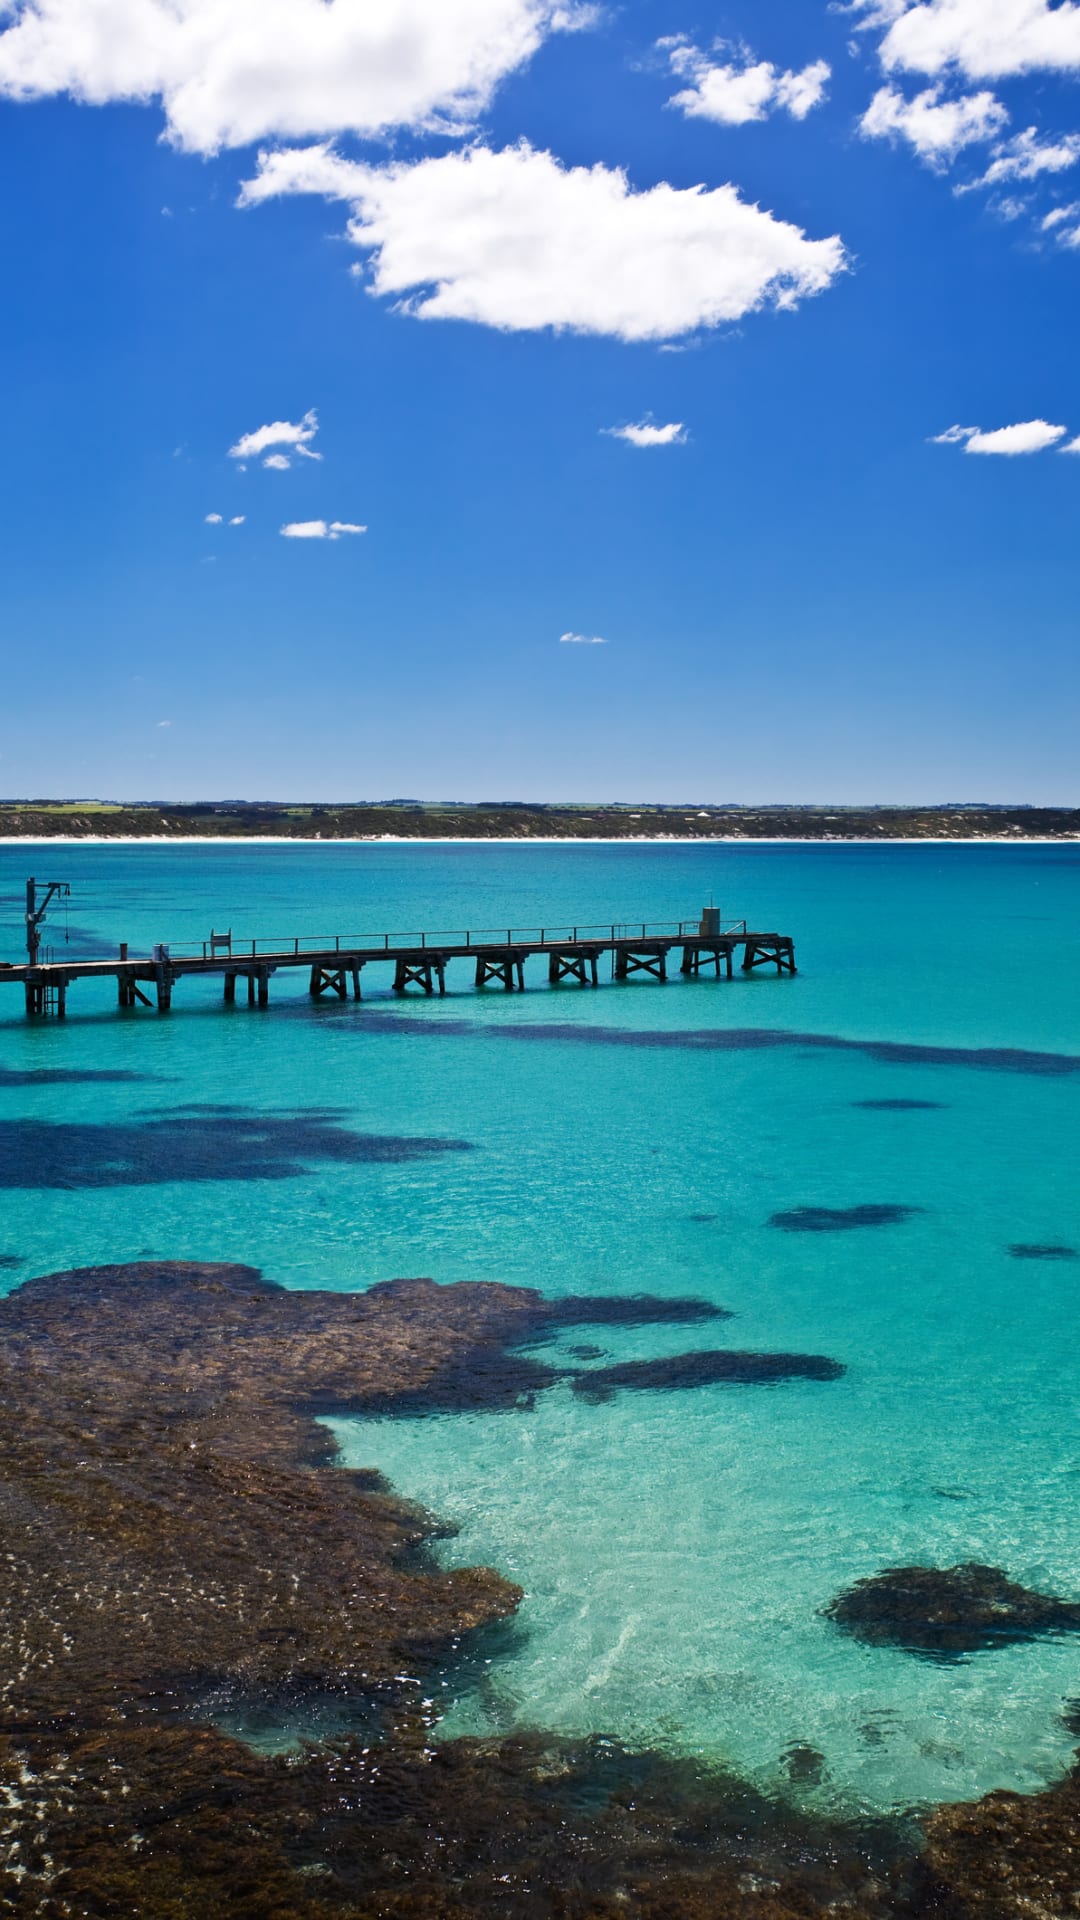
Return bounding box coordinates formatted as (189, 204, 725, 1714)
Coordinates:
(1, 835, 1077, 848)
(2, 802, 1077, 845)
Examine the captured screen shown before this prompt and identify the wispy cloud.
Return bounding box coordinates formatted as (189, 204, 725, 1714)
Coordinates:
(860, 84, 1008, 167)
(560, 630, 607, 644)
(603, 419, 687, 448)
(280, 519, 367, 540)
(205, 512, 223, 524)
(971, 127, 1080, 188)
(205, 511, 245, 525)
(932, 420, 1069, 454)
(230, 409, 321, 463)
(662, 38, 830, 126)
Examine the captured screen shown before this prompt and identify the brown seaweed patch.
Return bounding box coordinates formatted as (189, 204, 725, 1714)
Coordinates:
(924, 1759, 1080, 1920)
(571, 1349, 845, 1401)
(1008, 1243, 1079, 1261)
(770, 1205, 921, 1232)
(0, 1259, 923, 1918)
(0, 1721, 916, 1920)
(0, 1110, 472, 1187)
(825, 1564, 1080, 1659)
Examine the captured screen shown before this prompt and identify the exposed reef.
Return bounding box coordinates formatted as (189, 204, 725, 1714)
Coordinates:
(769, 1205, 920, 1233)
(0, 1259, 899, 1917)
(572, 1349, 845, 1401)
(2, 1260, 1079, 1917)
(825, 1563, 1080, 1659)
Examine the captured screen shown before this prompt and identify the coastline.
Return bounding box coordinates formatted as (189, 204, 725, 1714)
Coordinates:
(1, 834, 1078, 847)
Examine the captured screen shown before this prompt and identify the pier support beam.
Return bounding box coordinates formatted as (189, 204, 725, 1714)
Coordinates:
(614, 944, 670, 982)
(475, 950, 526, 991)
(155, 965, 173, 1013)
(681, 942, 734, 979)
(309, 962, 364, 1001)
(24, 976, 68, 1017)
(548, 948, 600, 986)
(741, 937, 797, 977)
(393, 955, 446, 996)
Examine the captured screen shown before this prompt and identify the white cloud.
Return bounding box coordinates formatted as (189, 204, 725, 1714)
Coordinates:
(973, 127, 1080, 186)
(933, 418, 1069, 452)
(263, 453, 292, 470)
(205, 511, 223, 523)
(1042, 201, 1080, 227)
(860, 83, 1008, 165)
(157, 719, 172, 727)
(280, 518, 367, 538)
(664, 40, 830, 126)
(230, 408, 319, 461)
(603, 419, 687, 447)
(0, 0, 588, 154)
(560, 630, 607, 644)
(240, 140, 847, 342)
(852, 0, 1080, 83)
(229, 514, 245, 525)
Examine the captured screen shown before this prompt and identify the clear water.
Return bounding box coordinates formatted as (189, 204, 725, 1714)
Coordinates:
(2, 840, 1079, 1818)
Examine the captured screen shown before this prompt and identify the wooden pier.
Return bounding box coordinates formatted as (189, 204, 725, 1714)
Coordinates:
(0, 912, 796, 1020)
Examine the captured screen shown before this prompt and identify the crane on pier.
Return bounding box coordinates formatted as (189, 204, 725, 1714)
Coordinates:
(25, 877, 70, 966)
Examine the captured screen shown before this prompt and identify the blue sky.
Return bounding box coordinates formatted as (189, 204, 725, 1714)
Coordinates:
(0, 0, 1078, 803)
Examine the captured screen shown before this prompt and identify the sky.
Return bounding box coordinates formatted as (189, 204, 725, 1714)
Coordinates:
(0, 0, 1078, 804)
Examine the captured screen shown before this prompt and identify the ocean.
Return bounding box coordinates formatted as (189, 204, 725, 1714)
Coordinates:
(2, 838, 1078, 1821)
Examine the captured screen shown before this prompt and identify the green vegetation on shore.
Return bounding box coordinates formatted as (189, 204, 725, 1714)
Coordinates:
(1, 802, 1078, 840)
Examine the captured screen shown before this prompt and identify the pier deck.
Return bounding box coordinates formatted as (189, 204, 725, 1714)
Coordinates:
(0, 918, 796, 1018)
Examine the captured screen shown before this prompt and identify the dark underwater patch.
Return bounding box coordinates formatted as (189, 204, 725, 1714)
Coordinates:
(348, 1346, 560, 1419)
(688, 1211, 719, 1222)
(770, 1205, 921, 1232)
(571, 1348, 845, 1401)
(0, 1111, 472, 1188)
(1008, 1243, 1079, 1261)
(0, 1254, 23, 1270)
(542, 1293, 732, 1328)
(853, 1100, 945, 1111)
(350, 1010, 1080, 1077)
(0, 1064, 157, 1085)
(825, 1564, 1080, 1659)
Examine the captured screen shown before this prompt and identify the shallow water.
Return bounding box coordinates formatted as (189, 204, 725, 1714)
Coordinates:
(2, 840, 1079, 1817)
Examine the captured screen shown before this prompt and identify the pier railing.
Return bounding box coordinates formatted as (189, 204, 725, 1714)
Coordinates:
(140, 918, 752, 962)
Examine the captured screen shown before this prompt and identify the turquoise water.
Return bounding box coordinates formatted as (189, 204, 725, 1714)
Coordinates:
(2, 840, 1080, 1817)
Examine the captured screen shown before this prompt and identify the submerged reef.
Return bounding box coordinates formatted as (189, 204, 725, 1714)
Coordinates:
(852, 1100, 945, 1112)
(0, 1259, 1077, 1918)
(1007, 1243, 1078, 1261)
(769, 1205, 921, 1232)
(571, 1349, 845, 1400)
(825, 1563, 1080, 1658)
